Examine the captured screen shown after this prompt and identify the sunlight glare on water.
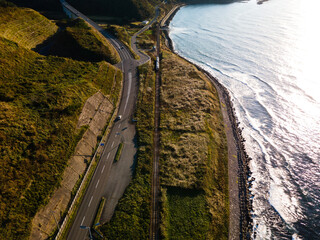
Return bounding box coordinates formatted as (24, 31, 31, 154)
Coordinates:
(169, 0, 320, 238)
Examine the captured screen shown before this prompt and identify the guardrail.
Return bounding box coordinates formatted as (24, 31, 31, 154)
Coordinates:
(54, 132, 106, 240)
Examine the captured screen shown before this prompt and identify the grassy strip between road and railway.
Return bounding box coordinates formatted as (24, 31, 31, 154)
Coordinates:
(100, 62, 155, 239)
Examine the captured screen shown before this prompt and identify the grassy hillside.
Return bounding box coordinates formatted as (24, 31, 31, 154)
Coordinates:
(159, 50, 229, 239)
(0, 3, 58, 49)
(48, 18, 120, 64)
(99, 63, 155, 239)
(0, 5, 122, 239)
(0, 36, 122, 240)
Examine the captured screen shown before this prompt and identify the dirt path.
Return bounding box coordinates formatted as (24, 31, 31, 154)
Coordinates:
(204, 73, 240, 240)
(203, 71, 252, 239)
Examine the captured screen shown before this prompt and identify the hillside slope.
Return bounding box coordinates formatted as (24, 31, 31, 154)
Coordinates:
(0, 5, 122, 240)
(48, 18, 120, 63)
(0, 4, 58, 49)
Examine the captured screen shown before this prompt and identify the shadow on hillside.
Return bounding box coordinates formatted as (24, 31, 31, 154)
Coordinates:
(34, 19, 117, 63)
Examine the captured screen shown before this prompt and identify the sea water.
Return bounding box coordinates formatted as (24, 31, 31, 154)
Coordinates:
(169, 0, 320, 238)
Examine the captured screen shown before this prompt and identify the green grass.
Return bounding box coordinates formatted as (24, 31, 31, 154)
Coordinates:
(100, 62, 155, 239)
(0, 4, 58, 49)
(114, 143, 124, 162)
(0, 16, 122, 238)
(161, 187, 211, 240)
(159, 50, 229, 239)
(48, 18, 120, 64)
(137, 26, 156, 50)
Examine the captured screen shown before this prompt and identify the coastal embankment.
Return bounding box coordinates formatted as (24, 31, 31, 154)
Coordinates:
(161, 5, 253, 239)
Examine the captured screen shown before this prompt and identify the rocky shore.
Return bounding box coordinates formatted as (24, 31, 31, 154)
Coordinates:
(161, 5, 253, 239)
(203, 70, 253, 239)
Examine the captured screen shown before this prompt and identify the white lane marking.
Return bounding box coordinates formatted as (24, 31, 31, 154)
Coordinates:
(118, 124, 121, 129)
(101, 165, 105, 173)
(88, 196, 93, 207)
(81, 216, 85, 225)
(123, 72, 132, 112)
(111, 141, 114, 148)
(95, 179, 100, 189)
(124, 49, 130, 59)
(107, 152, 110, 159)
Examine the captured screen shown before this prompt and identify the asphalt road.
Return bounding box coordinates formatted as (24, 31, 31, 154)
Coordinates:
(61, 1, 157, 239)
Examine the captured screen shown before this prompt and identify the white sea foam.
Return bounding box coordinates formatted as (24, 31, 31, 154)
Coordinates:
(170, 0, 320, 238)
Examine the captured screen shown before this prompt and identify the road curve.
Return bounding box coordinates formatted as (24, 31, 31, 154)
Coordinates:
(59, 1, 158, 240)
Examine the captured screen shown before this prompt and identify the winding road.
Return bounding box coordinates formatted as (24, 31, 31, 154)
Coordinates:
(59, 1, 159, 239)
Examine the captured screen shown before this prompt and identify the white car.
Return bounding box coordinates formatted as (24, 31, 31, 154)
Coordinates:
(116, 115, 122, 121)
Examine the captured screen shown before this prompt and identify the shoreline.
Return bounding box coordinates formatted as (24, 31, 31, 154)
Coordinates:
(161, 5, 252, 239)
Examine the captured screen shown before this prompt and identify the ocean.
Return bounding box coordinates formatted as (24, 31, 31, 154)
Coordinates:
(169, 0, 320, 239)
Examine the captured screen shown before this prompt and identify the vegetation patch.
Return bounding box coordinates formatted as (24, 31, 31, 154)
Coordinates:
(48, 18, 120, 64)
(160, 131, 209, 189)
(114, 143, 124, 162)
(161, 187, 211, 240)
(160, 50, 229, 239)
(0, 12, 121, 238)
(93, 197, 106, 227)
(137, 26, 156, 50)
(100, 62, 155, 239)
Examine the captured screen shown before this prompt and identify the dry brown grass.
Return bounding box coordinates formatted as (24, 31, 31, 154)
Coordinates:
(160, 50, 223, 188)
(161, 131, 208, 188)
(160, 49, 229, 239)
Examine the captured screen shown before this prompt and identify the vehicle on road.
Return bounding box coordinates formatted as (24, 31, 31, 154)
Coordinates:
(116, 115, 122, 121)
